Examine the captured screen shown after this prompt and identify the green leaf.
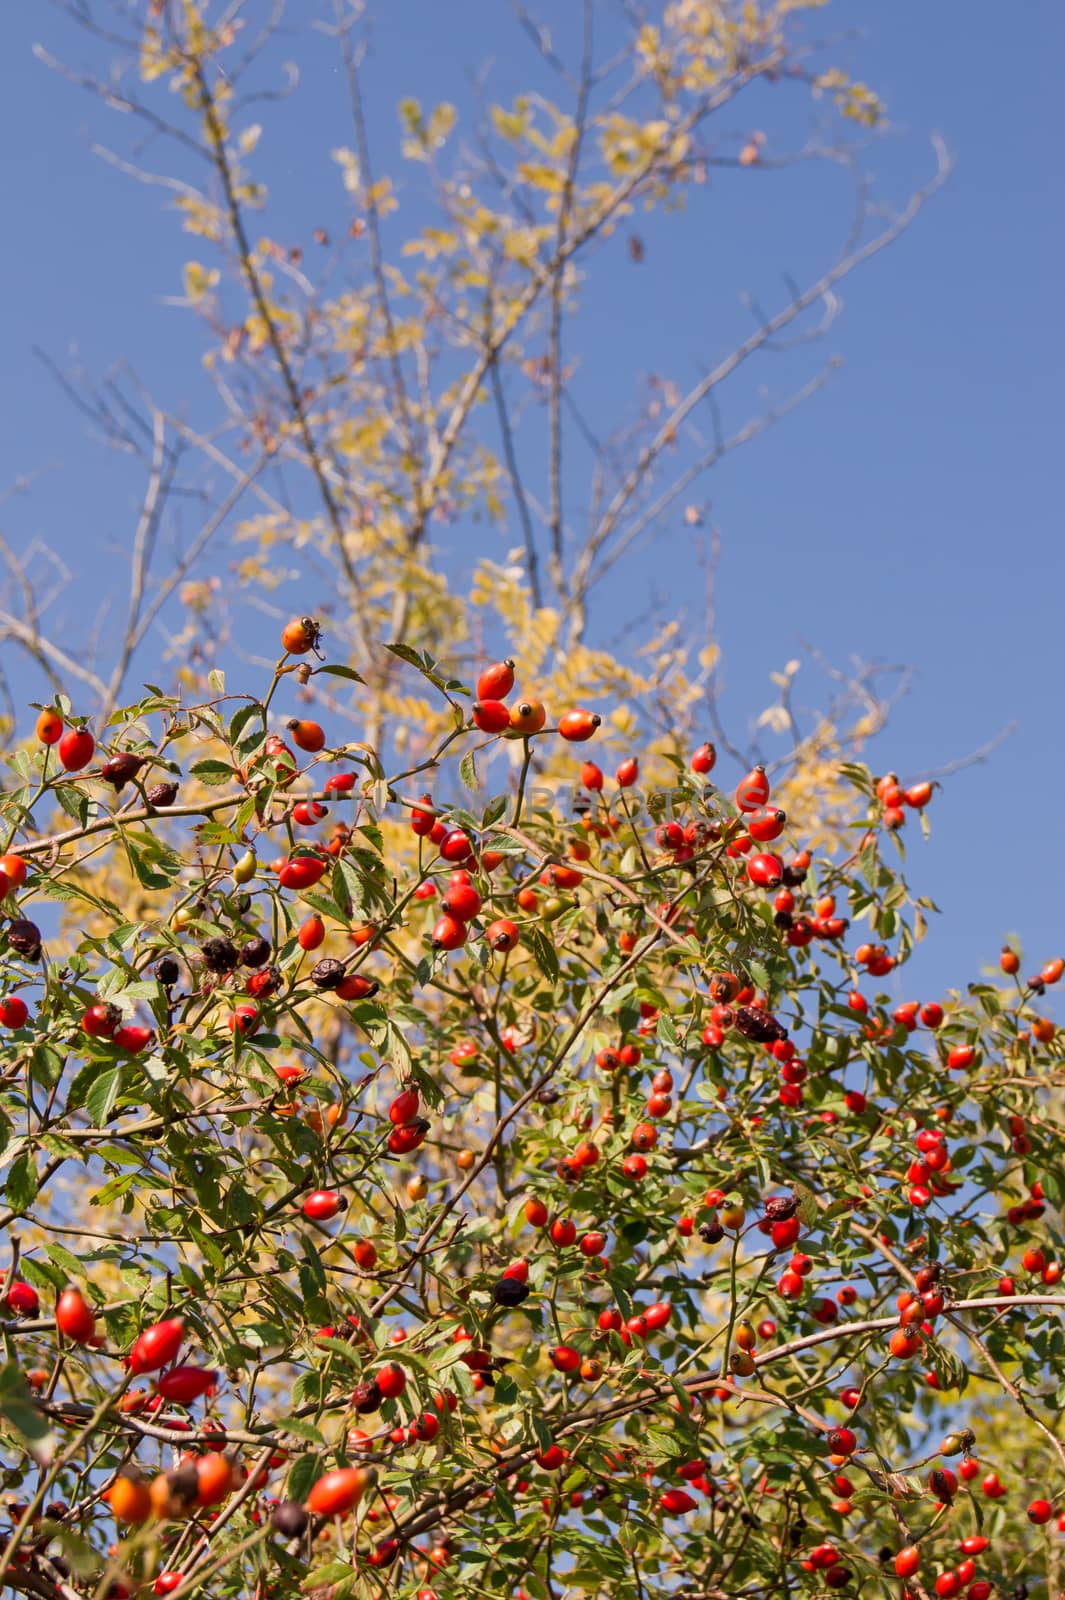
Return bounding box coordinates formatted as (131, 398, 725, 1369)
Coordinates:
(45, 1241, 86, 1279)
(30, 1045, 64, 1089)
(526, 926, 559, 984)
(333, 856, 367, 918)
(302, 1561, 357, 1594)
(41, 1526, 101, 1579)
(4, 1150, 38, 1212)
(283, 1416, 326, 1445)
(228, 703, 262, 743)
(286, 1453, 320, 1506)
(311, 1336, 364, 1370)
(746, 960, 770, 992)
(0, 1363, 55, 1463)
(317, 663, 365, 684)
(482, 793, 508, 827)
(459, 750, 478, 791)
(54, 784, 90, 824)
(85, 1066, 124, 1127)
(492, 1374, 518, 1406)
(385, 641, 425, 669)
(656, 1012, 678, 1047)
(189, 759, 237, 787)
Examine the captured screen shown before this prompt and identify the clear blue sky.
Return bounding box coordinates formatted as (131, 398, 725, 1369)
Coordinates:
(1, 2, 1062, 1001)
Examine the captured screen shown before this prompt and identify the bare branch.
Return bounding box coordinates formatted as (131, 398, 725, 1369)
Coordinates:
(583, 138, 952, 608)
(547, 0, 594, 597)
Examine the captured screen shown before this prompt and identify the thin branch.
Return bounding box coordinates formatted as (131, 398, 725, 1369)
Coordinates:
(908, 722, 1018, 784)
(547, 0, 594, 596)
(32, 42, 210, 165)
(334, 2, 420, 504)
(408, 56, 774, 551)
(191, 57, 366, 624)
(98, 408, 173, 722)
(489, 353, 543, 608)
(584, 138, 952, 601)
(585, 359, 841, 592)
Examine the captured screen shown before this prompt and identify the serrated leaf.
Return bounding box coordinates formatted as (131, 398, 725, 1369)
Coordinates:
(526, 926, 559, 984)
(228, 703, 262, 744)
(189, 759, 237, 787)
(283, 1416, 326, 1444)
(794, 1182, 819, 1229)
(312, 1335, 364, 1370)
(492, 1374, 518, 1406)
(746, 960, 770, 991)
(656, 1012, 678, 1047)
(459, 750, 478, 791)
(317, 663, 365, 684)
(0, 1363, 55, 1463)
(286, 1452, 320, 1505)
(333, 856, 367, 918)
(4, 1150, 37, 1212)
(302, 1562, 356, 1593)
(44, 1241, 86, 1279)
(85, 1066, 124, 1127)
(385, 642, 425, 669)
(54, 784, 90, 824)
(482, 793, 508, 827)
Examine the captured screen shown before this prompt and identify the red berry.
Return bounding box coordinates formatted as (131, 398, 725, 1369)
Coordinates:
(58, 727, 95, 771)
(894, 1546, 920, 1579)
(476, 660, 515, 702)
(0, 996, 29, 1029)
(735, 766, 769, 812)
(128, 1318, 186, 1375)
(56, 1288, 96, 1344)
(472, 699, 512, 734)
(431, 914, 468, 952)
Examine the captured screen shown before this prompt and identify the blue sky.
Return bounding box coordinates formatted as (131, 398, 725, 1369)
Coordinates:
(1, 1, 1062, 1001)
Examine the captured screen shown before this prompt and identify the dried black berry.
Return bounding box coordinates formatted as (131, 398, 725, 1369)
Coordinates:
(146, 781, 178, 808)
(155, 956, 181, 987)
(200, 937, 239, 975)
(7, 920, 42, 961)
(492, 1277, 530, 1307)
(271, 1499, 309, 1538)
(240, 936, 271, 968)
(763, 1195, 797, 1222)
(351, 1379, 382, 1414)
(734, 1004, 787, 1044)
(311, 958, 347, 990)
(100, 752, 145, 791)
(165, 1463, 200, 1511)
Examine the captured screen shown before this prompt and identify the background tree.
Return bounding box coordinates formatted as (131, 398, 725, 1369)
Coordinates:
(0, 6, 1062, 1600)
